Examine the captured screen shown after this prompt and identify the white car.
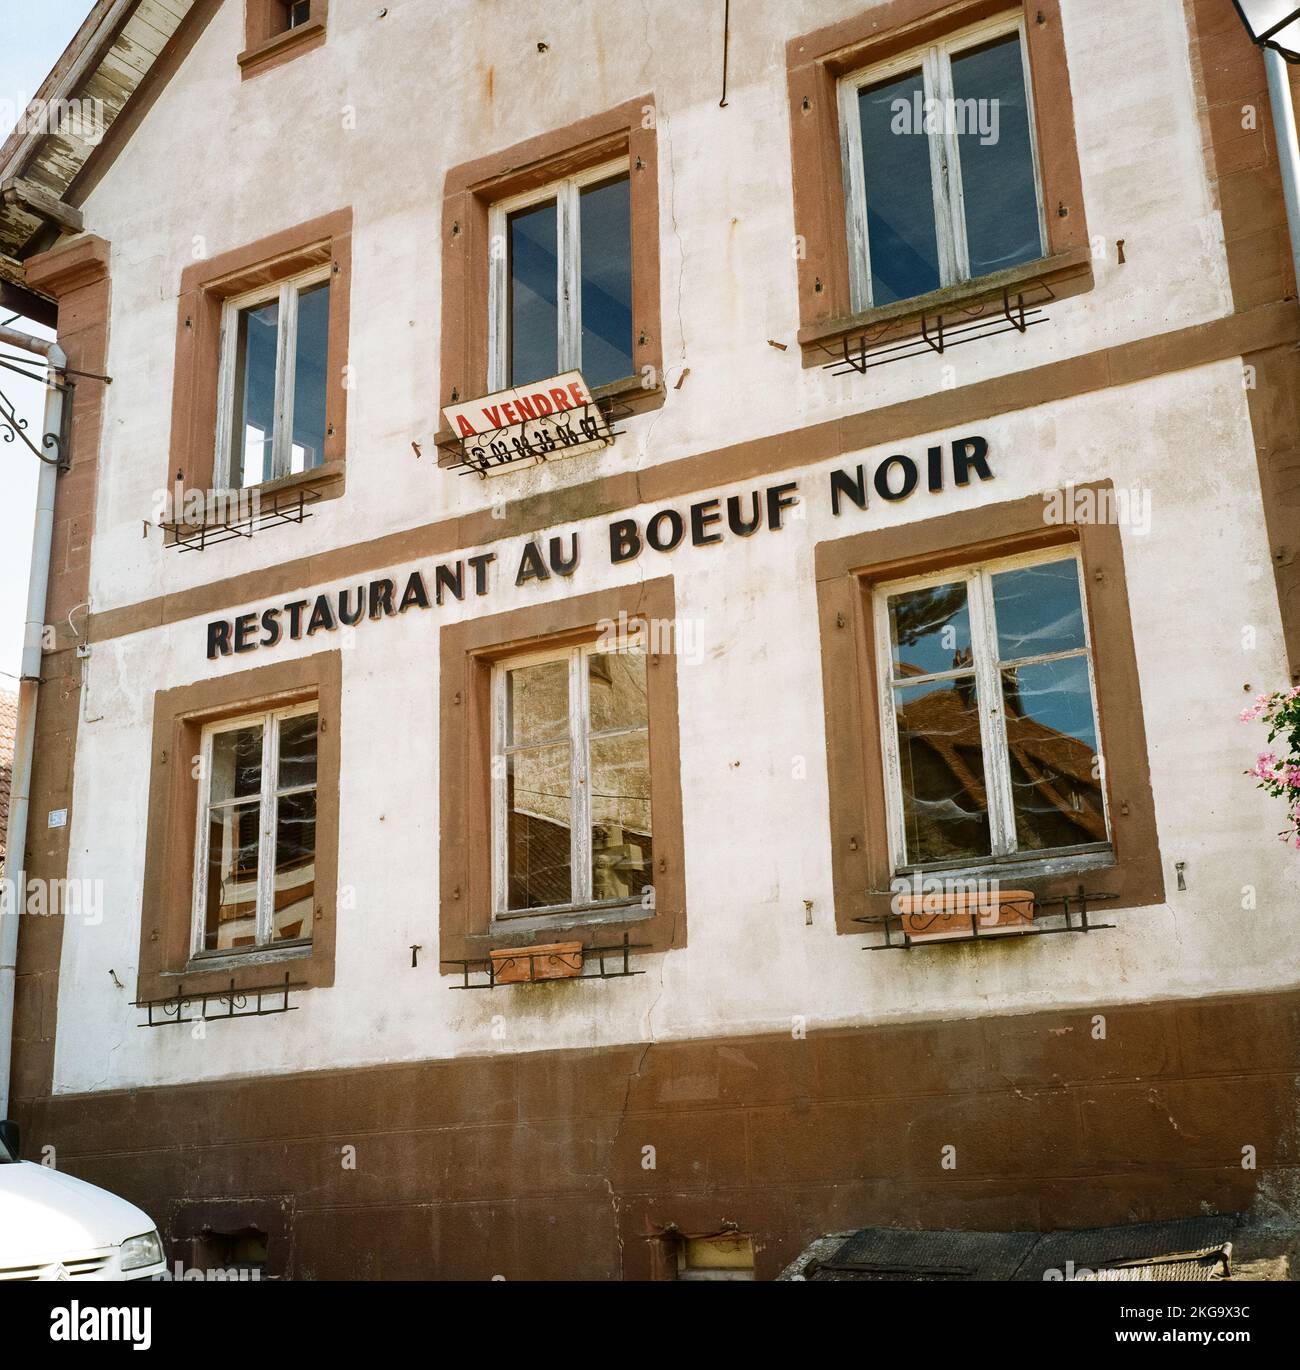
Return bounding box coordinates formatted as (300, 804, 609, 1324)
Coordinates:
(0, 1120, 167, 1281)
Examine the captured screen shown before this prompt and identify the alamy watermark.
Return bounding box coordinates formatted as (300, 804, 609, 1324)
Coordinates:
(0, 876, 103, 924)
(1043, 482, 1152, 535)
(153, 478, 261, 531)
(1, 96, 106, 147)
(891, 92, 1000, 146)
(596, 611, 705, 666)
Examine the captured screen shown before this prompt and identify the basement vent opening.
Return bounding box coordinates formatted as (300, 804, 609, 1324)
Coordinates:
(675, 1232, 755, 1281)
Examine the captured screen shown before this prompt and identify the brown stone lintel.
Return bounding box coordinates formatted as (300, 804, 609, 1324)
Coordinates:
(86, 299, 1300, 647)
(24, 234, 111, 298)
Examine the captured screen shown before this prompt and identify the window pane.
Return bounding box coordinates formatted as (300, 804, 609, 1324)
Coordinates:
(506, 744, 572, 909)
(232, 296, 279, 488)
(887, 581, 972, 679)
(203, 801, 261, 951)
(588, 651, 648, 733)
(858, 69, 942, 304)
(277, 712, 318, 791)
(951, 33, 1042, 278)
(590, 733, 652, 901)
(289, 281, 330, 475)
(579, 175, 633, 387)
(210, 725, 264, 804)
(1002, 658, 1105, 850)
(508, 199, 559, 385)
(894, 677, 992, 864)
(506, 660, 569, 747)
(991, 560, 1085, 661)
(273, 789, 316, 942)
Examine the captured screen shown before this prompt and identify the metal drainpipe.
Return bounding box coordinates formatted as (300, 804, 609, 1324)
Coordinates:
(0, 327, 66, 1122)
(1265, 47, 1300, 296)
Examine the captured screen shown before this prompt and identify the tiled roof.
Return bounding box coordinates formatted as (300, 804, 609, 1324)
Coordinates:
(0, 687, 18, 872)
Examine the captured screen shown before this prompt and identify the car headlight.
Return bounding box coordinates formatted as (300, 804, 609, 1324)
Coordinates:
(120, 1231, 164, 1271)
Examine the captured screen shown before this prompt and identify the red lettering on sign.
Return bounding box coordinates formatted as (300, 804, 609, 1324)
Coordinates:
(456, 415, 476, 437)
(549, 388, 571, 411)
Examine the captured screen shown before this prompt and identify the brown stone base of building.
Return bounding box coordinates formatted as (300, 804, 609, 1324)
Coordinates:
(14, 988, 1299, 1279)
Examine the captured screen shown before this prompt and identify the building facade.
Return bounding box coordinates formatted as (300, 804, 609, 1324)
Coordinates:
(1, 0, 1298, 1279)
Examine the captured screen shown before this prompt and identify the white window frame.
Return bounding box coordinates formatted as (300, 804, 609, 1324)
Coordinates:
(213, 264, 332, 490)
(190, 700, 319, 958)
(487, 158, 628, 393)
(873, 546, 1109, 875)
(838, 13, 1047, 313)
(491, 637, 649, 919)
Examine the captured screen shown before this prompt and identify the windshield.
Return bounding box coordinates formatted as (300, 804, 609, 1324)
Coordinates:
(0, 1130, 16, 1163)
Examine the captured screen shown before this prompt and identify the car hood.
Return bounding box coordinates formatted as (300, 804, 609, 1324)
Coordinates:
(0, 1162, 155, 1265)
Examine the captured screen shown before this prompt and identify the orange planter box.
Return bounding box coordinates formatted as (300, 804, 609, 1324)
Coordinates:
(489, 941, 584, 983)
(896, 889, 1035, 943)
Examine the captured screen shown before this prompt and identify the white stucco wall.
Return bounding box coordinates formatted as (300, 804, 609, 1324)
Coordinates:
(42, 1, 1299, 1093)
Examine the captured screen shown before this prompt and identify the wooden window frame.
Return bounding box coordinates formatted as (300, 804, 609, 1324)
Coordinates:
(239, 0, 328, 80)
(191, 700, 319, 958)
(838, 11, 1047, 313)
(169, 209, 351, 512)
(815, 486, 1164, 933)
(874, 544, 1108, 876)
(439, 579, 685, 966)
(492, 637, 652, 919)
(488, 159, 631, 393)
(440, 97, 664, 428)
(214, 265, 333, 489)
(787, 0, 1091, 363)
(137, 652, 341, 1003)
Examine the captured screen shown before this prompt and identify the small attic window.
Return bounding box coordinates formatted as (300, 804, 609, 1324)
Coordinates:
(240, 0, 328, 80)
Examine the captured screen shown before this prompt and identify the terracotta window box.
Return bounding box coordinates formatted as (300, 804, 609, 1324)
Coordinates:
(489, 941, 584, 984)
(896, 889, 1035, 942)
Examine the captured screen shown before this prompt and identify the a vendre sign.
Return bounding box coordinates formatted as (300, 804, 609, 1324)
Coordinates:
(442, 370, 615, 475)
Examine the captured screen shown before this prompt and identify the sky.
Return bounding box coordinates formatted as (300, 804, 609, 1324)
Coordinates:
(0, 0, 93, 683)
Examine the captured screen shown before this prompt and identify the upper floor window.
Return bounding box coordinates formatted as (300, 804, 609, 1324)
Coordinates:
(493, 640, 652, 917)
(192, 704, 319, 955)
(285, 0, 312, 29)
(838, 15, 1045, 310)
(489, 162, 633, 391)
(875, 549, 1106, 872)
(215, 268, 331, 489)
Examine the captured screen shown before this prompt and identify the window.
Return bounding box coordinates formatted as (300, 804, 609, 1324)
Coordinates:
(214, 268, 331, 490)
(239, 0, 328, 80)
(838, 15, 1045, 311)
(439, 579, 684, 965)
(493, 641, 651, 917)
(489, 163, 633, 391)
(875, 549, 1106, 873)
(192, 704, 318, 955)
